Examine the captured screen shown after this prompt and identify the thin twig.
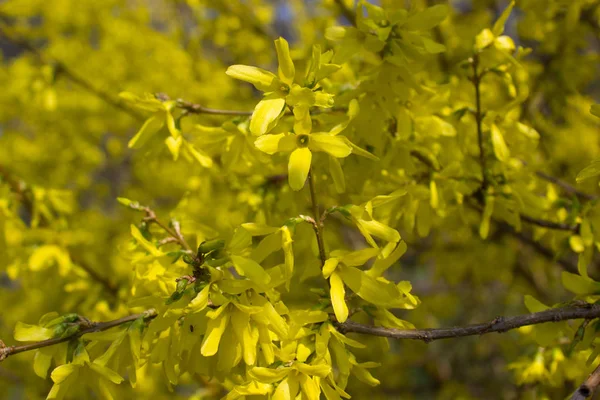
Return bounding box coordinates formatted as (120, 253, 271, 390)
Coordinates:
(124, 201, 193, 253)
(177, 99, 253, 116)
(535, 170, 598, 201)
(337, 303, 600, 342)
(0, 309, 157, 362)
(472, 54, 487, 191)
(519, 213, 578, 232)
(571, 363, 600, 400)
(71, 256, 119, 296)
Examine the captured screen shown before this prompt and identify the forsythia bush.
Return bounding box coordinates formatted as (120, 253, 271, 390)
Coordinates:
(2, 0, 600, 399)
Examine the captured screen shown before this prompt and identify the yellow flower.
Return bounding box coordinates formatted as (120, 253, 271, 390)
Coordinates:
(226, 38, 340, 135)
(254, 100, 376, 191)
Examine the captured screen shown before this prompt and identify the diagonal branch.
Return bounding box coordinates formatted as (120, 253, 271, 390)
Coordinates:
(571, 363, 600, 400)
(0, 166, 120, 296)
(337, 303, 600, 342)
(0, 21, 143, 120)
(0, 309, 157, 362)
(333, 0, 357, 26)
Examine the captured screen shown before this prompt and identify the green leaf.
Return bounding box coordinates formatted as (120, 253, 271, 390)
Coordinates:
(590, 104, 600, 118)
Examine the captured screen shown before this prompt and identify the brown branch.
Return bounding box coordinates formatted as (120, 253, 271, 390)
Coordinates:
(503, 226, 578, 274)
(0, 309, 157, 362)
(333, 0, 357, 26)
(519, 160, 598, 201)
(572, 363, 600, 400)
(0, 166, 119, 296)
(519, 213, 578, 232)
(70, 256, 119, 296)
(177, 99, 253, 116)
(0, 21, 143, 120)
(124, 201, 193, 253)
(337, 303, 600, 342)
(534, 170, 598, 202)
(471, 54, 488, 191)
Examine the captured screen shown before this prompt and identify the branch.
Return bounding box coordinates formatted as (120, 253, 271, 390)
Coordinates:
(520, 160, 598, 202)
(0, 166, 120, 296)
(174, 97, 347, 118)
(0, 309, 157, 362)
(519, 213, 578, 232)
(176, 99, 253, 116)
(534, 169, 598, 202)
(471, 54, 488, 190)
(572, 363, 600, 400)
(333, 0, 357, 27)
(0, 21, 143, 120)
(124, 201, 193, 253)
(337, 303, 600, 342)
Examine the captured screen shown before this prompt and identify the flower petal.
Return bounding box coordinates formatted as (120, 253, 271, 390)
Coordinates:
(330, 271, 348, 322)
(288, 148, 312, 191)
(128, 114, 164, 149)
(309, 134, 352, 158)
(226, 65, 279, 92)
(250, 96, 286, 135)
(255, 134, 285, 154)
(275, 38, 295, 85)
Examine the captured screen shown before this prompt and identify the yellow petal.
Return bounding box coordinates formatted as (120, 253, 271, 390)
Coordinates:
(250, 96, 286, 135)
(288, 147, 312, 191)
(322, 258, 339, 279)
(230, 255, 271, 285)
(255, 133, 285, 154)
(330, 271, 348, 322)
(368, 241, 407, 277)
(338, 267, 402, 307)
(184, 142, 213, 168)
(249, 367, 290, 383)
(328, 156, 345, 193)
(128, 114, 164, 149)
(281, 226, 294, 287)
(226, 65, 279, 92)
(50, 364, 78, 384)
(294, 363, 331, 378)
(275, 38, 295, 85)
(89, 362, 125, 384)
(14, 322, 54, 341)
(300, 373, 321, 400)
(273, 376, 300, 400)
(491, 124, 510, 162)
(309, 134, 352, 157)
(359, 220, 400, 243)
(201, 310, 230, 356)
